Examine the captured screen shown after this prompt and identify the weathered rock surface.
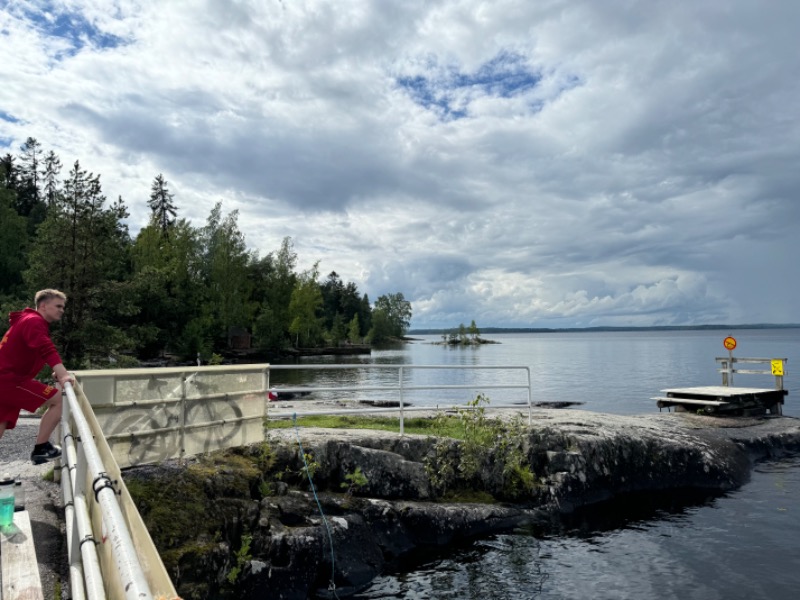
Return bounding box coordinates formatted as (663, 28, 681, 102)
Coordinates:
(125, 410, 800, 599)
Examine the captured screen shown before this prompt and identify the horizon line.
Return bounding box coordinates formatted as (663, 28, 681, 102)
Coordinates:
(409, 323, 800, 334)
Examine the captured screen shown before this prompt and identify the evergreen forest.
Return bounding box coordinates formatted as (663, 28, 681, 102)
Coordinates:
(0, 138, 413, 369)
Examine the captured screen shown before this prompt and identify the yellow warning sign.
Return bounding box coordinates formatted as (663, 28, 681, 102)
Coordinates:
(723, 336, 737, 350)
(771, 360, 784, 376)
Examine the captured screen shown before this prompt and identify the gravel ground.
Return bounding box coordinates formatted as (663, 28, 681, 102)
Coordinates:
(0, 415, 68, 600)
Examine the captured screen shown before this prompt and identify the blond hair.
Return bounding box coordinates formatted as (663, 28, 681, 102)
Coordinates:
(34, 289, 67, 307)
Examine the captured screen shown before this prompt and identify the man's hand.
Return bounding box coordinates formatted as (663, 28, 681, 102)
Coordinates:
(53, 363, 75, 386)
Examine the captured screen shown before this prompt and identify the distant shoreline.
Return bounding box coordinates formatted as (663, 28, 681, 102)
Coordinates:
(409, 323, 800, 335)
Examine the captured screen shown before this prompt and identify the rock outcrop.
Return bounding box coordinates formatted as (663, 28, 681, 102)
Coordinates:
(124, 410, 800, 599)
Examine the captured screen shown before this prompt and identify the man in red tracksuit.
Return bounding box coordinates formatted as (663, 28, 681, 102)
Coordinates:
(0, 289, 74, 464)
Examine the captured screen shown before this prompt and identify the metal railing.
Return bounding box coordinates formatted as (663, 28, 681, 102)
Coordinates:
(716, 356, 787, 389)
(60, 381, 178, 600)
(265, 364, 534, 433)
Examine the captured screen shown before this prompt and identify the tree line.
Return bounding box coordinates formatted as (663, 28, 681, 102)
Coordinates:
(0, 138, 412, 368)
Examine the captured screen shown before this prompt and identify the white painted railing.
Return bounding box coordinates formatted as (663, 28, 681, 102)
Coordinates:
(60, 381, 178, 600)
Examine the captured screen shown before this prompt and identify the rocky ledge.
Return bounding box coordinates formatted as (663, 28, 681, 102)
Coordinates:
(124, 410, 800, 599)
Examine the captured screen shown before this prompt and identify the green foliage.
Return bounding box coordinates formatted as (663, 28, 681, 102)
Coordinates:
(424, 437, 456, 494)
(0, 187, 29, 296)
(370, 292, 412, 341)
(425, 394, 536, 500)
(258, 479, 274, 497)
(301, 451, 319, 479)
(24, 160, 132, 364)
(202, 203, 255, 346)
(226, 534, 252, 584)
(1, 139, 397, 365)
(288, 264, 324, 347)
(271, 405, 536, 501)
(320, 271, 371, 341)
(441, 320, 483, 345)
(269, 414, 468, 438)
(347, 314, 361, 343)
(341, 466, 369, 497)
(148, 174, 177, 236)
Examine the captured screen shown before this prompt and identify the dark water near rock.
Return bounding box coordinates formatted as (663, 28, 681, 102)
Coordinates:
(284, 329, 800, 600)
(351, 457, 800, 600)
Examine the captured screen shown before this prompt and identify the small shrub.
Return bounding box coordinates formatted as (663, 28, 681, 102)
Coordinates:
(226, 534, 252, 584)
(341, 466, 368, 497)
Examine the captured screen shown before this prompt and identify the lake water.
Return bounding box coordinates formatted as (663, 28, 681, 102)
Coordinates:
(280, 328, 799, 417)
(277, 328, 800, 599)
(352, 456, 800, 600)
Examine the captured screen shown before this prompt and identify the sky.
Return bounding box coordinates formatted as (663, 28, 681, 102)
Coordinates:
(2, 0, 799, 330)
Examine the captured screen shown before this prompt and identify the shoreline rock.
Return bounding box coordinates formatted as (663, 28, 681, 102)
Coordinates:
(125, 410, 800, 599)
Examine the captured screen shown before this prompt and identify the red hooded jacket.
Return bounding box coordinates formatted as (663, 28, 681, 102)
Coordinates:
(0, 308, 63, 384)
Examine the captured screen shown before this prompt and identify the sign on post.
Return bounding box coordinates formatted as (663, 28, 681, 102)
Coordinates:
(723, 336, 737, 351)
(771, 359, 784, 376)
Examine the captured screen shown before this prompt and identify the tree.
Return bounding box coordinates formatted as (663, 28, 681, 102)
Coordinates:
(0, 186, 28, 296)
(347, 314, 361, 344)
(14, 138, 48, 232)
(288, 265, 323, 347)
(42, 150, 62, 207)
(129, 217, 205, 358)
(371, 292, 412, 339)
(252, 237, 298, 351)
(368, 308, 393, 343)
(148, 174, 177, 237)
(24, 161, 131, 364)
(320, 270, 370, 341)
(0, 154, 16, 190)
(201, 203, 254, 348)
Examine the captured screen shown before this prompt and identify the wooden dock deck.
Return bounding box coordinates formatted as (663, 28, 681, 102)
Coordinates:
(653, 385, 787, 415)
(1, 510, 44, 600)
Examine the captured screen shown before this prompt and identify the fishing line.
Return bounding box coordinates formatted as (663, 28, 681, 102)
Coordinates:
(293, 413, 340, 599)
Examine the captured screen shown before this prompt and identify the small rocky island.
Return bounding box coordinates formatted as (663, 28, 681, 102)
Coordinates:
(431, 322, 500, 346)
(124, 409, 800, 599)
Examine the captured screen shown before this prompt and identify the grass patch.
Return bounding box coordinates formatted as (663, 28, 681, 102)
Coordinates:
(267, 414, 471, 439)
(440, 489, 497, 504)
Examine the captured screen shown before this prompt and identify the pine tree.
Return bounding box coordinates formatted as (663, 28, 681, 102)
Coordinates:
(42, 150, 62, 207)
(148, 174, 177, 237)
(17, 137, 44, 220)
(24, 161, 131, 363)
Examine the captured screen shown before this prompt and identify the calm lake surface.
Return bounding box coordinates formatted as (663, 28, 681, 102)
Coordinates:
(276, 329, 800, 599)
(279, 328, 799, 417)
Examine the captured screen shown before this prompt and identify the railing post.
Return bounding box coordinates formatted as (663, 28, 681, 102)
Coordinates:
(773, 359, 785, 391)
(399, 366, 405, 436)
(526, 367, 532, 427)
(263, 367, 270, 439)
(179, 372, 188, 464)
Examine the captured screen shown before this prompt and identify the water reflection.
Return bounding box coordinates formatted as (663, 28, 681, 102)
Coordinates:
(350, 458, 800, 600)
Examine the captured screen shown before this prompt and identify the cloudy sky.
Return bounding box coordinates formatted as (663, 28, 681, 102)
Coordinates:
(2, 0, 799, 329)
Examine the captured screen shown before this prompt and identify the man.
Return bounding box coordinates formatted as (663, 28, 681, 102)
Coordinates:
(0, 289, 74, 464)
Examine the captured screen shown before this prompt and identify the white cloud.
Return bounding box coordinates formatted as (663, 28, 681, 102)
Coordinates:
(2, 0, 799, 328)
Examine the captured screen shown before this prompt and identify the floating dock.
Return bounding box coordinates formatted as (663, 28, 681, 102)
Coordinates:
(653, 385, 787, 415)
(653, 353, 788, 416)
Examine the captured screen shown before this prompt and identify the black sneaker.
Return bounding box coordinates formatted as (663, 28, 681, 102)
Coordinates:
(31, 441, 62, 465)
